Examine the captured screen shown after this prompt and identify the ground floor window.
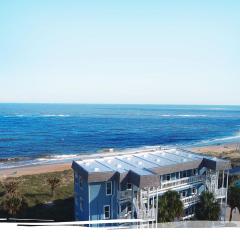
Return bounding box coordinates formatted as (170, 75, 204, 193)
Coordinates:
(104, 205, 111, 219)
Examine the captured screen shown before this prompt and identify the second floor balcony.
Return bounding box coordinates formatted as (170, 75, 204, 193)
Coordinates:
(118, 190, 132, 201)
(161, 175, 206, 190)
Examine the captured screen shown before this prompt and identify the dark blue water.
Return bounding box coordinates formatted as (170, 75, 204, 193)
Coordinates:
(0, 104, 240, 169)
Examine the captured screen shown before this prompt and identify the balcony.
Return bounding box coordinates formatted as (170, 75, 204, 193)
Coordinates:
(181, 195, 199, 206)
(161, 175, 206, 190)
(215, 188, 227, 198)
(118, 190, 132, 201)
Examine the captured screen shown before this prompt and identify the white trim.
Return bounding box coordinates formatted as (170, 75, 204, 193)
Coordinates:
(88, 185, 91, 221)
(106, 181, 112, 196)
(103, 205, 111, 219)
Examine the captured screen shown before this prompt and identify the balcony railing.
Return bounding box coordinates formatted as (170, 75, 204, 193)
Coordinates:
(137, 208, 156, 220)
(161, 175, 206, 189)
(181, 195, 199, 206)
(215, 188, 227, 198)
(118, 190, 132, 200)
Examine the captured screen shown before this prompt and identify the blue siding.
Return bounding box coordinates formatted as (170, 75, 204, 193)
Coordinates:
(89, 180, 118, 220)
(74, 172, 89, 220)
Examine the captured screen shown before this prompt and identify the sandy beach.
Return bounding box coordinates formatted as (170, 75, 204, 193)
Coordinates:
(0, 142, 239, 179)
(0, 162, 72, 179)
(190, 143, 240, 155)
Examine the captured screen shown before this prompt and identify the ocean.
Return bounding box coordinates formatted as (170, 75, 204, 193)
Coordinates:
(0, 104, 240, 169)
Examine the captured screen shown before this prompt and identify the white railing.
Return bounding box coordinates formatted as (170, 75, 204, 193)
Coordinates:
(181, 195, 199, 206)
(161, 175, 206, 189)
(215, 188, 227, 198)
(138, 207, 156, 220)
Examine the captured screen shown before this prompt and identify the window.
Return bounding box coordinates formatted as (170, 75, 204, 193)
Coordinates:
(106, 181, 112, 195)
(166, 174, 171, 181)
(193, 169, 197, 175)
(80, 197, 83, 212)
(127, 183, 132, 190)
(171, 172, 176, 180)
(104, 205, 111, 219)
(187, 170, 192, 177)
(192, 187, 197, 195)
(181, 171, 187, 178)
(181, 190, 187, 198)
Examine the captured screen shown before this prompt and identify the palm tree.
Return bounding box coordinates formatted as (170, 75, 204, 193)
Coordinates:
(195, 191, 220, 221)
(47, 177, 61, 197)
(158, 190, 183, 223)
(1, 180, 27, 218)
(227, 186, 240, 222)
(3, 180, 19, 195)
(1, 193, 28, 217)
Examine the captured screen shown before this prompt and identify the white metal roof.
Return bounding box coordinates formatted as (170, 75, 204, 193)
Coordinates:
(74, 148, 211, 175)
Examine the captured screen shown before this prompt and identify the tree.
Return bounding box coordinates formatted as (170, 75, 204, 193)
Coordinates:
(1, 193, 27, 217)
(195, 191, 220, 221)
(158, 190, 183, 223)
(3, 180, 19, 195)
(47, 177, 61, 197)
(227, 186, 240, 222)
(0, 179, 28, 218)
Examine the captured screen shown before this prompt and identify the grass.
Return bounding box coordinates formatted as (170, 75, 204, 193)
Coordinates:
(194, 148, 240, 167)
(0, 169, 74, 221)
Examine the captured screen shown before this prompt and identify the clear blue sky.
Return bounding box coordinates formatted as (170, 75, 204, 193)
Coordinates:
(0, 0, 239, 105)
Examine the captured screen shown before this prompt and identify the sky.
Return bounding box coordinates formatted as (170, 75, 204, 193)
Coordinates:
(0, 0, 239, 105)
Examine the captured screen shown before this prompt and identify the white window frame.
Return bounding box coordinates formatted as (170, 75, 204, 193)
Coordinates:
(104, 205, 111, 219)
(106, 181, 112, 196)
(192, 187, 197, 195)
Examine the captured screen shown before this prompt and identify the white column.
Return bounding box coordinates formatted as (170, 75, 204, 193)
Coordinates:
(224, 170, 229, 221)
(220, 170, 224, 207)
(156, 187, 159, 228)
(216, 170, 219, 189)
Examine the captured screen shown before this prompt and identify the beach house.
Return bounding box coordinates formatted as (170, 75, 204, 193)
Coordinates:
(72, 148, 230, 223)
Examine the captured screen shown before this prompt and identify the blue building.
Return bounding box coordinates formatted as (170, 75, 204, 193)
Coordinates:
(72, 148, 230, 222)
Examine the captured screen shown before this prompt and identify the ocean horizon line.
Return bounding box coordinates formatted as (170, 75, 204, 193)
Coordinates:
(0, 102, 240, 107)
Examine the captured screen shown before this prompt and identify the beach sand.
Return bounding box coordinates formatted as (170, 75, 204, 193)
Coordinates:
(190, 143, 240, 155)
(0, 142, 239, 179)
(0, 162, 72, 179)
